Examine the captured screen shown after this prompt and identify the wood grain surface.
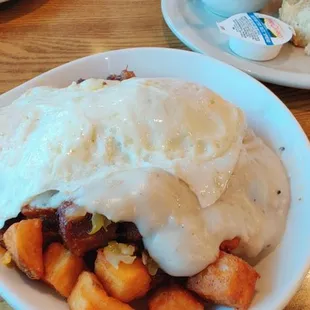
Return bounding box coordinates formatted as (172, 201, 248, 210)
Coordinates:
(0, 0, 310, 309)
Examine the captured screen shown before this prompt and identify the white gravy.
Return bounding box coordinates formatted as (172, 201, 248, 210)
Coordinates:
(0, 78, 290, 276)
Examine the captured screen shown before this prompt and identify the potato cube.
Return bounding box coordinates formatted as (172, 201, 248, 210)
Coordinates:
(0, 245, 6, 257)
(0, 245, 13, 267)
(95, 247, 151, 302)
(43, 242, 84, 297)
(187, 251, 260, 310)
(3, 219, 43, 279)
(68, 271, 133, 310)
(149, 285, 204, 310)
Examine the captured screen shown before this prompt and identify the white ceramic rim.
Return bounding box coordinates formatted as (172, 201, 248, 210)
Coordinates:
(161, 0, 310, 89)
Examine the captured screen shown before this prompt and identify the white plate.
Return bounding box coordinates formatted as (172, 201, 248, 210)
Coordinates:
(1, 47, 310, 310)
(161, 0, 310, 89)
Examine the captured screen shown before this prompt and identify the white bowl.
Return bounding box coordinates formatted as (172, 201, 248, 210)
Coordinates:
(202, 0, 270, 17)
(0, 48, 310, 310)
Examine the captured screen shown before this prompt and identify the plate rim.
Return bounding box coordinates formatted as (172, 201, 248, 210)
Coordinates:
(0, 47, 310, 310)
(161, 0, 310, 89)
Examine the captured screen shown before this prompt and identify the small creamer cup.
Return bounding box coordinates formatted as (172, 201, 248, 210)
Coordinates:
(217, 13, 295, 61)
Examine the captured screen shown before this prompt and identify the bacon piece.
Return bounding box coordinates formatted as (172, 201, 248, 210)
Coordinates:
(107, 68, 136, 81)
(57, 202, 117, 256)
(220, 237, 241, 253)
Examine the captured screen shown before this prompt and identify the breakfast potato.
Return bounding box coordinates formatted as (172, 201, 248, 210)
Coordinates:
(3, 219, 44, 279)
(0, 245, 6, 257)
(149, 285, 204, 310)
(0, 214, 25, 248)
(187, 251, 260, 310)
(68, 271, 133, 310)
(95, 247, 151, 302)
(0, 246, 13, 267)
(43, 242, 84, 297)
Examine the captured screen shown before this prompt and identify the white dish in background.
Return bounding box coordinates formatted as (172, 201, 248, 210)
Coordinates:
(161, 0, 310, 89)
(0, 47, 310, 310)
(201, 0, 269, 17)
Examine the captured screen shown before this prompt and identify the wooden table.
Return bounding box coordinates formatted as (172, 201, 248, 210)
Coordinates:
(0, 0, 310, 309)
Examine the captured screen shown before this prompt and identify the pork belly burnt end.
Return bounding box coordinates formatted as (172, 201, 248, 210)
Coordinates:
(57, 202, 117, 256)
(22, 205, 57, 220)
(21, 205, 61, 247)
(116, 222, 142, 244)
(0, 230, 4, 248)
(150, 269, 173, 290)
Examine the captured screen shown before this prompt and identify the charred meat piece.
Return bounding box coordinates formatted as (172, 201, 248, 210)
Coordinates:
(58, 202, 117, 256)
(77, 68, 135, 86)
(83, 250, 98, 271)
(76, 78, 85, 84)
(22, 205, 61, 248)
(117, 222, 142, 244)
(0, 229, 4, 248)
(219, 237, 240, 253)
(22, 205, 58, 222)
(41, 220, 62, 248)
(150, 269, 172, 290)
(107, 68, 136, 81)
